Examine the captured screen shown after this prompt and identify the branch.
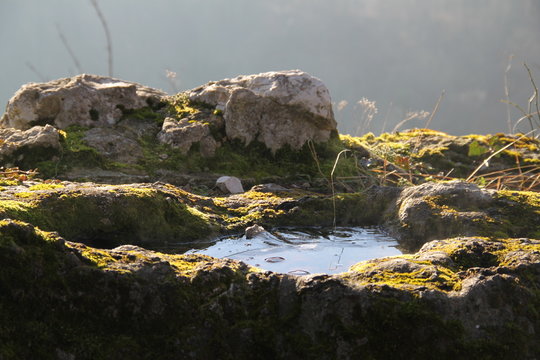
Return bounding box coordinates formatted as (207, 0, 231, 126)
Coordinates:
(89, 0, 113, 77)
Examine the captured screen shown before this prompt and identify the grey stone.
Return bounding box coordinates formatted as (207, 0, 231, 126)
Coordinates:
(1, 74, 166, 130)
(250, 183, 289, 193)
(388, 181, 495, 250)
(188, 70, 337, 153)
(157, 117, 218, 156)
(0, 124, 60, 160)
(216, 176, 244, 194)
(83, 127, 144, 163)
(245, 224, 266, 239)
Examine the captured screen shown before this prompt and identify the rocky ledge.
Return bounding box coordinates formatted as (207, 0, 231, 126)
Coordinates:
(0, 71, 539, 359)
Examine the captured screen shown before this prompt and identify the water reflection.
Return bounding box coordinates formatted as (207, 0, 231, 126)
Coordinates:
(178, 227, 402, 275)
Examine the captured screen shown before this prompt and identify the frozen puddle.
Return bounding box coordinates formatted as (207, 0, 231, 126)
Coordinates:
(183, 227, 402, 275)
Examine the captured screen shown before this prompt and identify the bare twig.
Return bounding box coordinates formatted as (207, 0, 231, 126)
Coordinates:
(504, 55, 514, 133)
(330, 149, 350, 229)
(512, 111, 540, 134)
(89, 0, 113, 77)
(424, 90, 445, 129)
(25, 62, 48, 82)
(392, 110, 429, 133)
(307, 140, 329, 184)
(56, 24, 83, 74)
(466, 130, 535, 182)
(524, 63, 540, 128)
(381, 101, 393, 134)
(501, 98, 537, 135)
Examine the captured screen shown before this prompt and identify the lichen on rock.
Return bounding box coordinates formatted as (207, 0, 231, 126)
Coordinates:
(0, 73, 540, 358)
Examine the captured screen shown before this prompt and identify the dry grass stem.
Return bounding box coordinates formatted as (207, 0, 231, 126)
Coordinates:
(56, 24, 83, 74)
(89, 0, 113, 77)
(424, 90, 445, 129)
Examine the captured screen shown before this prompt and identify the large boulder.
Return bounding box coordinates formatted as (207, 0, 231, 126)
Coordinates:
(0, 74, 166, 130)
(188, 70, 337, 153)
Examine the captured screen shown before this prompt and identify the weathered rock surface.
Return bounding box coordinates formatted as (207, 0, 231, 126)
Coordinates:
(216, 175, 244, 194)
(390, 181, 495, 249)
(0, 124, 61, 163)
(157, 116, 219, 157)
(83, 127, 144, 163)
(357, 129, 540, 188)
(189, 70, 337, 152)
(0, 218, 538, 359)
(0, 74, 166, 130)
(1, 75, 540, 358)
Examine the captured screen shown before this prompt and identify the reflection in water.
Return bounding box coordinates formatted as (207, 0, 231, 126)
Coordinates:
(176, 227, 402, 275)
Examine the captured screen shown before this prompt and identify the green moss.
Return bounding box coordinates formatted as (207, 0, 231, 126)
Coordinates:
(0, 179, 19, 186)
(119, 105, 166, 125)
(347, 256, 461, 292)
(0, 187, 216, 248)
(137, 131, 362, 187)
(36, 125, 106, 178)
(28, 183, 65, 191)
(14, 192, 35, 199)
(493, 190, 540, 239)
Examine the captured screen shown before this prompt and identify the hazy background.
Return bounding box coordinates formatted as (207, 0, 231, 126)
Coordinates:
(1, 0, 539, 136)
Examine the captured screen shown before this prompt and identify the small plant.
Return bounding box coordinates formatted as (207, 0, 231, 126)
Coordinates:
(354, 97, 378, 136)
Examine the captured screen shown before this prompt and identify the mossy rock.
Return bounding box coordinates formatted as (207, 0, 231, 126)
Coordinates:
(0, 219, 539, 359)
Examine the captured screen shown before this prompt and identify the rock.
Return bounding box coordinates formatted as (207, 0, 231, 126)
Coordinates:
(83, 127, 144, 163)
(250, 183, 289, 193)
(188, 70, 337, 153)
(389, 180, 495, 250)
(0, 124, 61, 162)
(0, 74, 166, 130)
(216, 176, 244, 194)
(2, 218, 538, 358)
(245, 224, 265, 239)
(157, 117, 219, 156)
(0, 178, 539, 358)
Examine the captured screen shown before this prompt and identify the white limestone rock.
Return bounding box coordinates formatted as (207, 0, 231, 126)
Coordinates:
(216, 176, 244, 194)
(1, 74, 166, 130)
(157, 117, 219, 157)
(0, 124, 61, 160)
(245, 224, 266, 239)
(188, 70, 337, 153)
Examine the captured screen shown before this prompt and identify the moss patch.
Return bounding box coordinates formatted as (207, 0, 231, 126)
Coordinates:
(0, 185, 217, 248)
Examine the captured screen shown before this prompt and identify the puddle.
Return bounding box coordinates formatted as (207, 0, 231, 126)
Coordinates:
(179, 227, 402, 275)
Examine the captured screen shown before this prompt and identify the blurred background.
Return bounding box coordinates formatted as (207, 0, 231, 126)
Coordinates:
(1, 0, 539, 136)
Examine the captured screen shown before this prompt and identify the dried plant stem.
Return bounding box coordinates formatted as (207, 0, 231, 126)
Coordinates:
(331, 150, 350, 229)
(307, 140, 329, 184)
(424, 90, 445, 129)
(466, 130, 534, 182)
(89, 0, 113, 77)
(524, 63, 540, 128)
(504, 55, 514, 133)
(56, 24, 83, 74)
(25, 62, 48, 82)
(381, 101, 393, 134)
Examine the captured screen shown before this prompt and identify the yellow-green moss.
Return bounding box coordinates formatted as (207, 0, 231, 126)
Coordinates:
(0, 179, 19, 186)
(28, 183, 65, 191)
(346, 256, 461, 292)
(14, 192, 35, 199)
